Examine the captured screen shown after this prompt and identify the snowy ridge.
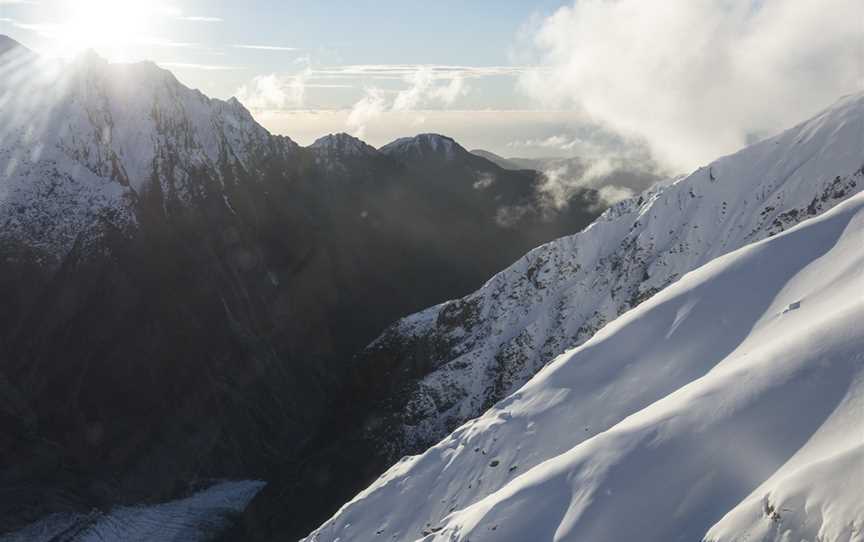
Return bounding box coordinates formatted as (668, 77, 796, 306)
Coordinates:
(363, 93, 864, 460)
(309, 133, 378, 157)
(305, 185, 864, 542)
(380, 133, 468, 162)
(0, 40, 297, 256)
(1, 481, 265, 542)
(308, 133, 381, 173)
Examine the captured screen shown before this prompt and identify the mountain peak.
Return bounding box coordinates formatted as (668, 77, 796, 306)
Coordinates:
(309, 133, 378, 157)
(380, 133, 469, 162)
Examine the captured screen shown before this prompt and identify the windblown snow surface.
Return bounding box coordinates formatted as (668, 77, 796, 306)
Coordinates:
(1, 481, 264, 542)
(304, 100, 864, 541)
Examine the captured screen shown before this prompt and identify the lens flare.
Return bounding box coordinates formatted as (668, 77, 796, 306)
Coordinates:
(49, 0, 164, 60)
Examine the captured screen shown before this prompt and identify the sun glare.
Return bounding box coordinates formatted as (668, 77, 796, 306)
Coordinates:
(51, 0, 162, 60)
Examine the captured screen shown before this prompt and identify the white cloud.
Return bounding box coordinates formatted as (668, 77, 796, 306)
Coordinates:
(520, 0, 863, 171)
(537, 163, 585, 210)
(597, 185, 635, 206)
(235, 71, 311, 109)
(537, 158, 639, 211)
(353, 67, 469, 135)
(430, 75, 467, 106)
(346, 88, 386, 138)
(473, 172, 496, 190)
(234, 59, 362, 112)
(392, 67, 469, 111)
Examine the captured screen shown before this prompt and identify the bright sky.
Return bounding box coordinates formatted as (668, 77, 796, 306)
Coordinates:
(1, 0, 860, 166)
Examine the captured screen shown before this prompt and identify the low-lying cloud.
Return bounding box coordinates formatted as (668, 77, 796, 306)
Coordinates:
(235, 71, 311, 110)
(520, 0, 863, 171)
(537, 159, 638, 212)
(347, 67, 470, 136)
(392, 67, 468, 112)
(346, 88, 386, 139)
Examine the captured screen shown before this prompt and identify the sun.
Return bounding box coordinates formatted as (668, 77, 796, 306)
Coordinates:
(51, 0, 160, 60)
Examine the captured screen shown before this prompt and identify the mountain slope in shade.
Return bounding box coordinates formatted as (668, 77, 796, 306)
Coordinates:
(304, 183, 864, 542)
(350, 93, 864, 465)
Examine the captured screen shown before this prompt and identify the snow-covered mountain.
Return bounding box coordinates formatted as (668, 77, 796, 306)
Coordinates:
(310, 133, 379, 157)
(308, 133, 381, 174)
(306, 183, 864, 542)
(0, 42, 295, 257)
(352, 92, 864, 465)
(381, 134, 469, 163)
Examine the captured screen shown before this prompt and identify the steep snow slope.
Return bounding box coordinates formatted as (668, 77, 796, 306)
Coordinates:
(360, 93, 864, 461)
(1, 481, 265, 542)
(0, 41, 294, 255)
(305, 186, 864, 542)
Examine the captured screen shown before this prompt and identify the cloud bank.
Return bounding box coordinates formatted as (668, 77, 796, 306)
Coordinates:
(520, 0, 863, 171)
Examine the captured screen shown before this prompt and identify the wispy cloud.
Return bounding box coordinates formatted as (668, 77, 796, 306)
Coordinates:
(179, 16, 223, 23)
(235, 72, 310, 109)
(235, 63, 522, 124)
(346, 88, 386, 139)
(233, 44, 299, 51)
(158, 61, 243, 71)
(392, 67, 468, 111)
(311, 64, 530, 81)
